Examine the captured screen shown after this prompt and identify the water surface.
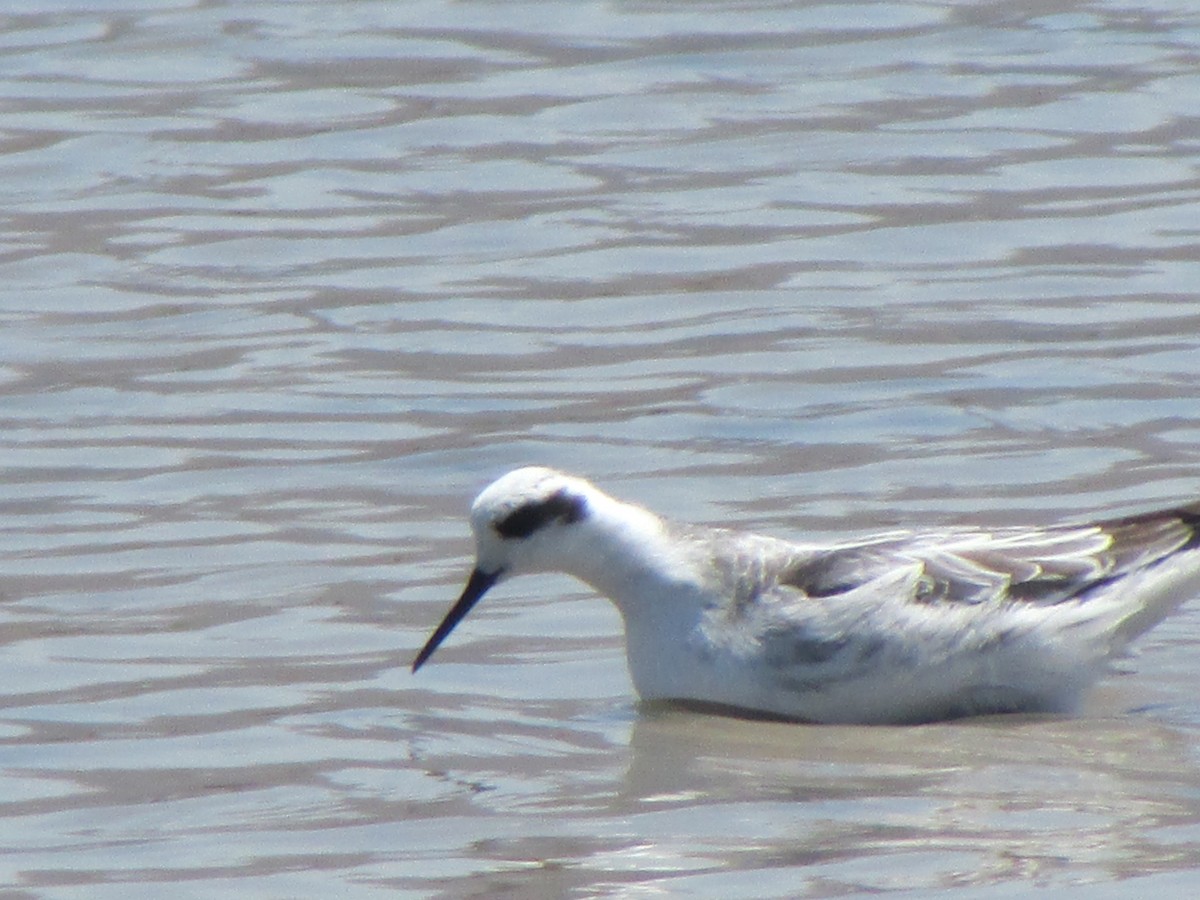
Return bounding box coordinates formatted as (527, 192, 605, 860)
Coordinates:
(2, 1, 1200, 897)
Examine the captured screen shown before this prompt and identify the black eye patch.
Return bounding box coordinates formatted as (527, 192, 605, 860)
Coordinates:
(494, 489, 587, 539)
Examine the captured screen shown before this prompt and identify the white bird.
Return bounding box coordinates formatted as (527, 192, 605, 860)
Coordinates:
(412, 467, 1200, 724)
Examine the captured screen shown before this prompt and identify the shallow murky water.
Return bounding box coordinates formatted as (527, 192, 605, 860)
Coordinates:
(2, 1, 1200, 896)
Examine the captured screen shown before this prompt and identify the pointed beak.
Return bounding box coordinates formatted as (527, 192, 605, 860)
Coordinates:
(411, 567, 502, 672)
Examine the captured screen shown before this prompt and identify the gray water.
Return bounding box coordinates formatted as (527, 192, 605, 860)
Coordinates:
(3, 1, 1200, 897)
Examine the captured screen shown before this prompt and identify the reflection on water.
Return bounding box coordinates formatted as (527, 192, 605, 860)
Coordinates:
(2, 0, 1200, 896)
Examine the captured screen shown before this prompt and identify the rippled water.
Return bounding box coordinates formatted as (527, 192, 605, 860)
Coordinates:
(3, 0, 1200, 896)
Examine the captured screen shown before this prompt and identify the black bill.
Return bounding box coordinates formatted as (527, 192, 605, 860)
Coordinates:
(411, 567, 501, 672)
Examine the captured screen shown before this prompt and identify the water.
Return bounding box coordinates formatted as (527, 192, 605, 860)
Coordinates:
(2, 0, 1200, 896)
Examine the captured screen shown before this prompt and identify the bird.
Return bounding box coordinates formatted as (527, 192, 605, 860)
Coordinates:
(411, 466, 1200, 724)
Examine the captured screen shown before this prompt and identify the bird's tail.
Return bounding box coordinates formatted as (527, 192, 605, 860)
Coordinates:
(1101, 552, 1200, 653)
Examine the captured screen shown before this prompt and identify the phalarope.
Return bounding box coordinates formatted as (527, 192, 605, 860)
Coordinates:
(412, 467, 1200, 724)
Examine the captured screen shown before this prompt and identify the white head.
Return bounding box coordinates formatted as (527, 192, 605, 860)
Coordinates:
(411, 467, 595, 671)
(468, 466, 593, 577)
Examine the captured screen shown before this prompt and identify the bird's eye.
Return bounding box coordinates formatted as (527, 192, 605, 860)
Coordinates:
(494, 489, 586, 539)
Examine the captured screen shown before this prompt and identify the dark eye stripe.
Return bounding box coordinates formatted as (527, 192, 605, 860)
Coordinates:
(494, 489, 587, 539)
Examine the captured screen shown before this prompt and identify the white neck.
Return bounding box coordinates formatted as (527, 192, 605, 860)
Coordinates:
(552, 490, 700, 614)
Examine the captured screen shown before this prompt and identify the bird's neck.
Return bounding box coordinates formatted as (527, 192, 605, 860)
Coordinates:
(559, 494, 701, 613)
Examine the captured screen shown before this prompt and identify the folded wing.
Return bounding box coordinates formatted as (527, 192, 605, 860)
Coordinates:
(781, 506, 1200, 608)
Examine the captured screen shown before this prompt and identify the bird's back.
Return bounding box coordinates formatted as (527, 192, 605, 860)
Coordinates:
(660, 505, 1200, 723)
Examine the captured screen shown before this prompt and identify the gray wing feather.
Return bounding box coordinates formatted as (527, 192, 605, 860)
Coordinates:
(780, 506, 1200, 608)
